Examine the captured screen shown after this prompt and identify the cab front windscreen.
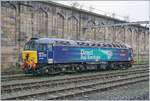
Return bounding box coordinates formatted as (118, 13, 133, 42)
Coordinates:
(24, 41, 37, 50)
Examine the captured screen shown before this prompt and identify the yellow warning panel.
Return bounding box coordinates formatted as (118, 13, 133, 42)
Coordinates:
(22, 51, 38, 63)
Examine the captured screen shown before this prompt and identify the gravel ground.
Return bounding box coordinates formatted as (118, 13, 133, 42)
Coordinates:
(70, 81, 149, 100)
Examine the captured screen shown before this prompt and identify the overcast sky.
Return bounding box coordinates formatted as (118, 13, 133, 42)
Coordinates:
(54, 1, 149, 22)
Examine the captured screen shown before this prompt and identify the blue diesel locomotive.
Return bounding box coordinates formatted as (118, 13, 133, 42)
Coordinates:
(22, 38, 134, 75)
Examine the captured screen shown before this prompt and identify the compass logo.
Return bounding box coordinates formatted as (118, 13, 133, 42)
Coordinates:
(107, 51, 113, 59)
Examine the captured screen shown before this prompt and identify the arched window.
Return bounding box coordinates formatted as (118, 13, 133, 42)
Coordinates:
(56, 13, 64, 38)
(1, 2, 16, 46)
(133, 28, 138, 45)
(132, 28, 138, 59)
(85, 20, 95, 40)
(116, 27, 124, 43)
(97, 27, 106, 41)
(20, 5, 33, 41)
(105, 27, 113, 42)
(126, 28, 132, 47)
(31, 7, 48, 38)
(67, 16, 78, 40)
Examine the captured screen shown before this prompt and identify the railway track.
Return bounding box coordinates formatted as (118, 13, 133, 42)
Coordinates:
(1, 67, 148, 92)
(1, 74, 33, 82)
(1, 65, 148, 88)
(1, 64, 148, 82)
(1, 66, 149, 100)
(2, 68, 148, 93)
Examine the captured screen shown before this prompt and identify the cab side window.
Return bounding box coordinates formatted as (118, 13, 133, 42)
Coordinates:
(48, 44, 52, 51)
(24, 41, 37, 50)
(30, 42, 37, 50)
(39, 44, 47, 51)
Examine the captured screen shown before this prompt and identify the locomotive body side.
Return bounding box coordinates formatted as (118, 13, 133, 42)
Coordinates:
(21, 38, 134, 75)
(53, 45, 132, 63)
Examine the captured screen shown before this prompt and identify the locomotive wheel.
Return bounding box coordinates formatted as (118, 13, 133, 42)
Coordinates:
(23, 68, 29, 74)
(109, 63, 113, 70)
(110, 63, 118, 70)
(96, 64, 101, 70)
(76, 65, 80, 72)
(48, 67, 55, 74)
(100, 64, 107, 70)
(33, 68, 43, 76)
(83, 65, 87, 71)
(122, 63, 129, 70)
(79, 65, 85, 71)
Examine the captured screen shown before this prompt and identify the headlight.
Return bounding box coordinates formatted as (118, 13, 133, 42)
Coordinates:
(48, 59, 53, 64)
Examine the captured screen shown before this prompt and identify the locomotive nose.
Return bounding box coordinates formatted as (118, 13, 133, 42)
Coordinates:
(25, 53, 29, 60)
(22, 51, 38, 70)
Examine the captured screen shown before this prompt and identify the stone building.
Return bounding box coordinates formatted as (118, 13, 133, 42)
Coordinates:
(1, 1, 149, 71)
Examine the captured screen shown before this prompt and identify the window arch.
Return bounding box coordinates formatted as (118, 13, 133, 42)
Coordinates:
(1, 2, 16, 46)
(133, 28, 138, 44)
(87, 20, 95, 27)
(132, 28, 138, 54)
(126, 28, 133, 46)
(32, 8, 47, 37)
(85, 20, 95, 40)
(116, 26, 124, 43)
(67, 16, 78, 40)
(54, 13, 64, 38)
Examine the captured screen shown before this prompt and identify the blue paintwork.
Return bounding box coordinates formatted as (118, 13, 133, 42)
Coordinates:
(32, 38, 133, 64)
(53, 46, 132, 63)
(36, 45, 133, 64)
(37, 44, 53, 64)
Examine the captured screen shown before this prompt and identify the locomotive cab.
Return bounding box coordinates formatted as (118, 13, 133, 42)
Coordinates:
(22, 38, 54, 74)
(22, 40, 38, 73)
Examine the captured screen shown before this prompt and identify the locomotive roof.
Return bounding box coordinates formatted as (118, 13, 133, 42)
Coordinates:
(31, 37, 130, 48)
(34, 38, 77, 45)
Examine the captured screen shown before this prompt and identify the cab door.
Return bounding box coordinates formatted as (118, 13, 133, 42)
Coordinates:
(38, 43, 48, 64)
(47, 44, 53, 64)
